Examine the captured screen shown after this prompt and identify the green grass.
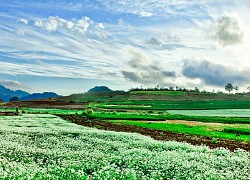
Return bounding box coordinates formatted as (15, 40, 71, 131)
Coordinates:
(130, 91, 186, 95)
(89, 112, 164, 120)
(89, 111, 250, 124)
(109, 120, 250, 142)
(97, 100, 250, 110)
(167, 109, 250, 117)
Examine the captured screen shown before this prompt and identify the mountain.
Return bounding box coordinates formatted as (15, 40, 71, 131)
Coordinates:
(87, 86, 113, 93)
(20, 92, 60, 101)
(0, 85, 30, 102)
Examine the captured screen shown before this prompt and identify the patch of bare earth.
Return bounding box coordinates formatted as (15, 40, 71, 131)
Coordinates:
(164, 120, 223, 126)
(58, 115, 250, 152)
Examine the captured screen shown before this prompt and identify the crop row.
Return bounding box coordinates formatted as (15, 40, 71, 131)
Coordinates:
(0, 114, 249, 179)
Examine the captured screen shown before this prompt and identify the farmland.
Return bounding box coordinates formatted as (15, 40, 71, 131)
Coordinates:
(109, 120, 250, 141)
(0, 114, 249, 179)
(167, 109, 250, 117)
(97, 100, 250, 110)
(1, 90, 250, 179)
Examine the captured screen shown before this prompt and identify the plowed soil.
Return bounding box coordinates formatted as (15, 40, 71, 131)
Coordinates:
(59, 115, 250, 152)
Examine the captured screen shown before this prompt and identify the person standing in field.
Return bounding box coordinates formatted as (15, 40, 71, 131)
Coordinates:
(15, 106, 19, 116)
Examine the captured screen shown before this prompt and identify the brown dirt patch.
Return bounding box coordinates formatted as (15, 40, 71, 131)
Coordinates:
(58, 115, 250, 152)
(164, 120, 223, 126)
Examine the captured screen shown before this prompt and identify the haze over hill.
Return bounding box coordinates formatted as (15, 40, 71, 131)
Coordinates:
(0, 85, 60, 102)
(0, 85, 29, 102)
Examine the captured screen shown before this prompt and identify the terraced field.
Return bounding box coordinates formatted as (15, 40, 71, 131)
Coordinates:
(167, 109, 250, 117)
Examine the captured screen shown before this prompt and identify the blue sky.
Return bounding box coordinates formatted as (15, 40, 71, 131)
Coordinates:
(0, 0, 250, 95)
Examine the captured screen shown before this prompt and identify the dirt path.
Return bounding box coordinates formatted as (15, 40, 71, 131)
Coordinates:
(150, 120, 224, 126)
(58, 115, 250, 152)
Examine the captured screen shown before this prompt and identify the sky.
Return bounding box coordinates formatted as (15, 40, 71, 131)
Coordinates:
(0, 0, 250, 95)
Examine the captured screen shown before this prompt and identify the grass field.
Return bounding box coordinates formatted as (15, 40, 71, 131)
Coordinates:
(98, 100, 250, 110)
(109, 120, 250, 141)
(0, 114, 249, 179)
(167, 109, 250, 117)
(89, 111, 250, 124)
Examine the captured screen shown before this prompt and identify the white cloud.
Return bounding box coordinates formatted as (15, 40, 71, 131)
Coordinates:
(35, 16, 75, 32)
(139, 11, 153, 17)
(98, 23, 105, 29)
(1, 1, 250, 92)
(0, 79, 30, 90)
(75, 17, 91, 34)
(34, 16, 92, 34)
(20, 18, 28, 24)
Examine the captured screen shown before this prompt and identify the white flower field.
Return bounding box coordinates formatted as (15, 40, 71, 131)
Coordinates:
(0, 114, 249, 179)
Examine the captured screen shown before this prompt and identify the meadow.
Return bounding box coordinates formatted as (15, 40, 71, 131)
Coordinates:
(0, 114, 249, 179)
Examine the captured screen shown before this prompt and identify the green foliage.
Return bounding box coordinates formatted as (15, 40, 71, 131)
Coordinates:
(224, 128, 250, 135)
(9, 96, 19, 102)
(211, 138, 218, 143)
(225, 83, 234, 93)
(86, 107, 94, 115)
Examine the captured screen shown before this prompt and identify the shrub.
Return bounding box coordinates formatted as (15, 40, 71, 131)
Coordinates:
(211, 138, 218, 143)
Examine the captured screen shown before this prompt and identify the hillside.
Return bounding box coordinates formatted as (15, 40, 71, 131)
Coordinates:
(87, 86, 113, 93)
(0, 85, 30, 102)
(55, 90, 250, 104)
(20, 92, 60, 101)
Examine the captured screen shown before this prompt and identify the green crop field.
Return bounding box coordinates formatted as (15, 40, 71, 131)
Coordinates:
(167, 109, 250, 117)
(89, 111, 250, 124)
(0, 114, 249, 179)
(109, 120, 250, 141)
(98, 100, 250, 110)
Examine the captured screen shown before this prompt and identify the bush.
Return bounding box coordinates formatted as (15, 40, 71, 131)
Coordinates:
(86, 107, 94, 115)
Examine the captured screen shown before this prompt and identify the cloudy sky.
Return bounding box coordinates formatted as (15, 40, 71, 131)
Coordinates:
(0, 0, 250, 95)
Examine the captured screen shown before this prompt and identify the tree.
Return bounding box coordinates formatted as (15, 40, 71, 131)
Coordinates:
(0, 98, 3, 103)
(247, 87, 250, 92)
(195, 87, 200, 92)
(9, 96, 19, 102)
(234, 86, 239, 93)
(225, 83, 234, 94)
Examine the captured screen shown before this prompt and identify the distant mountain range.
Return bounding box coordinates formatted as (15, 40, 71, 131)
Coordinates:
(0, 85, 60, 102)
(20, 92, 60, 101)
(0, 85, 29, 102)
(87, 86, 113, 93)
